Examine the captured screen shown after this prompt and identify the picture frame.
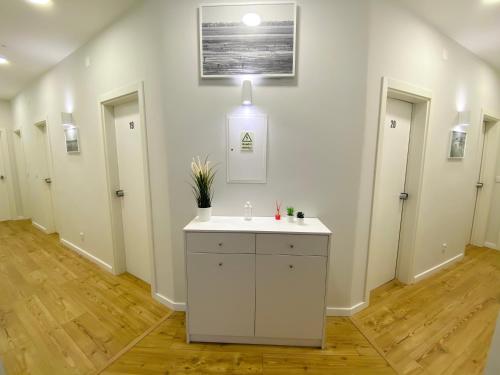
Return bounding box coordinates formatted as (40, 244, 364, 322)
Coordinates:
(199, 2, 297, 78)
(448, 129, 467, 159)
(64, 126, 80, 153)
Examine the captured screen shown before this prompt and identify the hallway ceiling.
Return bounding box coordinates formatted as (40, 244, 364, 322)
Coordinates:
(0, 0, 139, 100)
(400, 0, 500, 72)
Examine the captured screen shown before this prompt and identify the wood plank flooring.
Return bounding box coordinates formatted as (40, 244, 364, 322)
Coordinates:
(101, 311, 395, 374)
(0, 220, 170, 375)
(2, 220, 498, 374)
(352, 245, 500, 375)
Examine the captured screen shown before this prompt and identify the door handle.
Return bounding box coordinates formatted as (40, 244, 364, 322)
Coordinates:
(115, 189, 125, 197)
(44, 178, 52, 184)
(476, 182, 484, 188)
(399, 192, 409, 200)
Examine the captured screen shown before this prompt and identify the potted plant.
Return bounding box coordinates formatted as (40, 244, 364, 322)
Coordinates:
(286, 206, 295, 223)
(190, 156, 216, 222)
(297, 211, 305, 224)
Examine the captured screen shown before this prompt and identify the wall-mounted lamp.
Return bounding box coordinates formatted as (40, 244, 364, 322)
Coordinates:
(61, 112, 74, 128)
(242, 80, 252, 106)
(457, 110, 471, 126)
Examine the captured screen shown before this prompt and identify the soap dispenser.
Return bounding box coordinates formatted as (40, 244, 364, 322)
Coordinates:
(244, 201, 253, 221)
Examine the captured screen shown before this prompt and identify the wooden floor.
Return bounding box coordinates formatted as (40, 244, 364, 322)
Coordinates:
(352, 245, 500, 375)
(2, 221, 499, 375)
(101, 311, 394, 374)
(0, 220, 170, 375)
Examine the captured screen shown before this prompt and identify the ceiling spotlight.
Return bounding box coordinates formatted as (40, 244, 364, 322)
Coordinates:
(0, 57, 9, 65)
(242, 13, 261, 27)
(27, 0, 52, 5)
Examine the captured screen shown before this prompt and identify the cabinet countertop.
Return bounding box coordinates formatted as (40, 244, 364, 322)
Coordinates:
(183, 216, 332, 235)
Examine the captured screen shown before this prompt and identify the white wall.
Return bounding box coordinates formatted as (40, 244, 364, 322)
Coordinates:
(159, 0, 370, 307)
(10, 0, 371, 310)
(0, 100, 12, 126)
(8, 0, 500, 312)
(355, 0, 500, 302)
(10, 0, 175, 298)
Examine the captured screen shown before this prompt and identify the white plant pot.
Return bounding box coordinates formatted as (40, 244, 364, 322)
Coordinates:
(197, 207, 212, 222)
(287, 215, 295, 223)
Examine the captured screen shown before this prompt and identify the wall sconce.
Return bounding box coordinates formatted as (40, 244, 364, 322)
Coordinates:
(457, 110, 471, 126)
(242, 80, 252, 106)
(61, 112, 74, 128)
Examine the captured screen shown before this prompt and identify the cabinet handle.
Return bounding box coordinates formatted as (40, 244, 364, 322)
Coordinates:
(218, 262, 223, 267)
(218, 243, 223, 247)
(289, 264, 294, 270)
(289, 244, 294, 249)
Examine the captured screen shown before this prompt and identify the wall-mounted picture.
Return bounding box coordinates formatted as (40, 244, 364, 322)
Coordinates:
(199, 2, 297, 77)
(64, 126, 80, 153)
(448, 129, 467, 159)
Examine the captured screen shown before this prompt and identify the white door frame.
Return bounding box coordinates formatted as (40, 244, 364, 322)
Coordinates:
(32, 118, 57, 233)
(470, 109, 500, 248)
(364, 77, 432, 303)
(0, 128, 16, 220)
(98, 82, 158, 293)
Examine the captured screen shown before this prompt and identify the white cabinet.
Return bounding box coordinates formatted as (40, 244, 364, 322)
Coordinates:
(184, 216, 332, 348)
(255, 254, 327, 339)
(186, 253, 255, 336)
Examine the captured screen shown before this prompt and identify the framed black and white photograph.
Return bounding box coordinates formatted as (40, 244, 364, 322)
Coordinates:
(448, 129, 467, 159)
(199, 2, 297, 78)
(64, 127, 80, 153)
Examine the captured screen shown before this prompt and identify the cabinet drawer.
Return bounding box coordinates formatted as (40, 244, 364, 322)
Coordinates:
(255, 254, 327, 339)
(186, 232, 255, 254)
(187, 253, 255, 336)
(256, 234, 328, 256)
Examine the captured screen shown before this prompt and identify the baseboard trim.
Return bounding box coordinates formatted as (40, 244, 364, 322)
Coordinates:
(189, 334, 322, 348)
(32, 221, 48, 233)
(327, 301, 368, 316)
(414, 253, 464, 282)
(484, 242, 498, 250)
(152, 294, 367, 316)
(60, 238, 113, 272)
(154, 292, 186, 311)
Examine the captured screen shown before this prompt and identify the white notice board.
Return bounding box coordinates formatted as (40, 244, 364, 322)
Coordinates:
(226, 113, 268, 183)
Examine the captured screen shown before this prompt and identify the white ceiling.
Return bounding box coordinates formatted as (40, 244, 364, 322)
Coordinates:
(1, 0, 499, 100)
(400, 0, 500, 72)
(0, 0, 139, 100)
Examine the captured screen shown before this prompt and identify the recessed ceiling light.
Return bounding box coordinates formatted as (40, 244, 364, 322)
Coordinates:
(242, 13, 261, 27)
(27, 0, 52, 6)
(0, 57, 9, 65)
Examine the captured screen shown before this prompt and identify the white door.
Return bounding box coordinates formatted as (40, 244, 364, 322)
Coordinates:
(31, 123, 56, 233)
(12, 131, 29, 218)
(187, 253, 255, 337)
(369, 98, 413, 289)
(255, 254, 327, 339)
(471, 120, 500, 247)
(0, 131, 11, 221)
(114, 100, 150, 283)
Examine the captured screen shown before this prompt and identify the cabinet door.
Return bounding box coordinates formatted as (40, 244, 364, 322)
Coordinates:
(187, 253, 255, 337)
(255, 254, 327, 339)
